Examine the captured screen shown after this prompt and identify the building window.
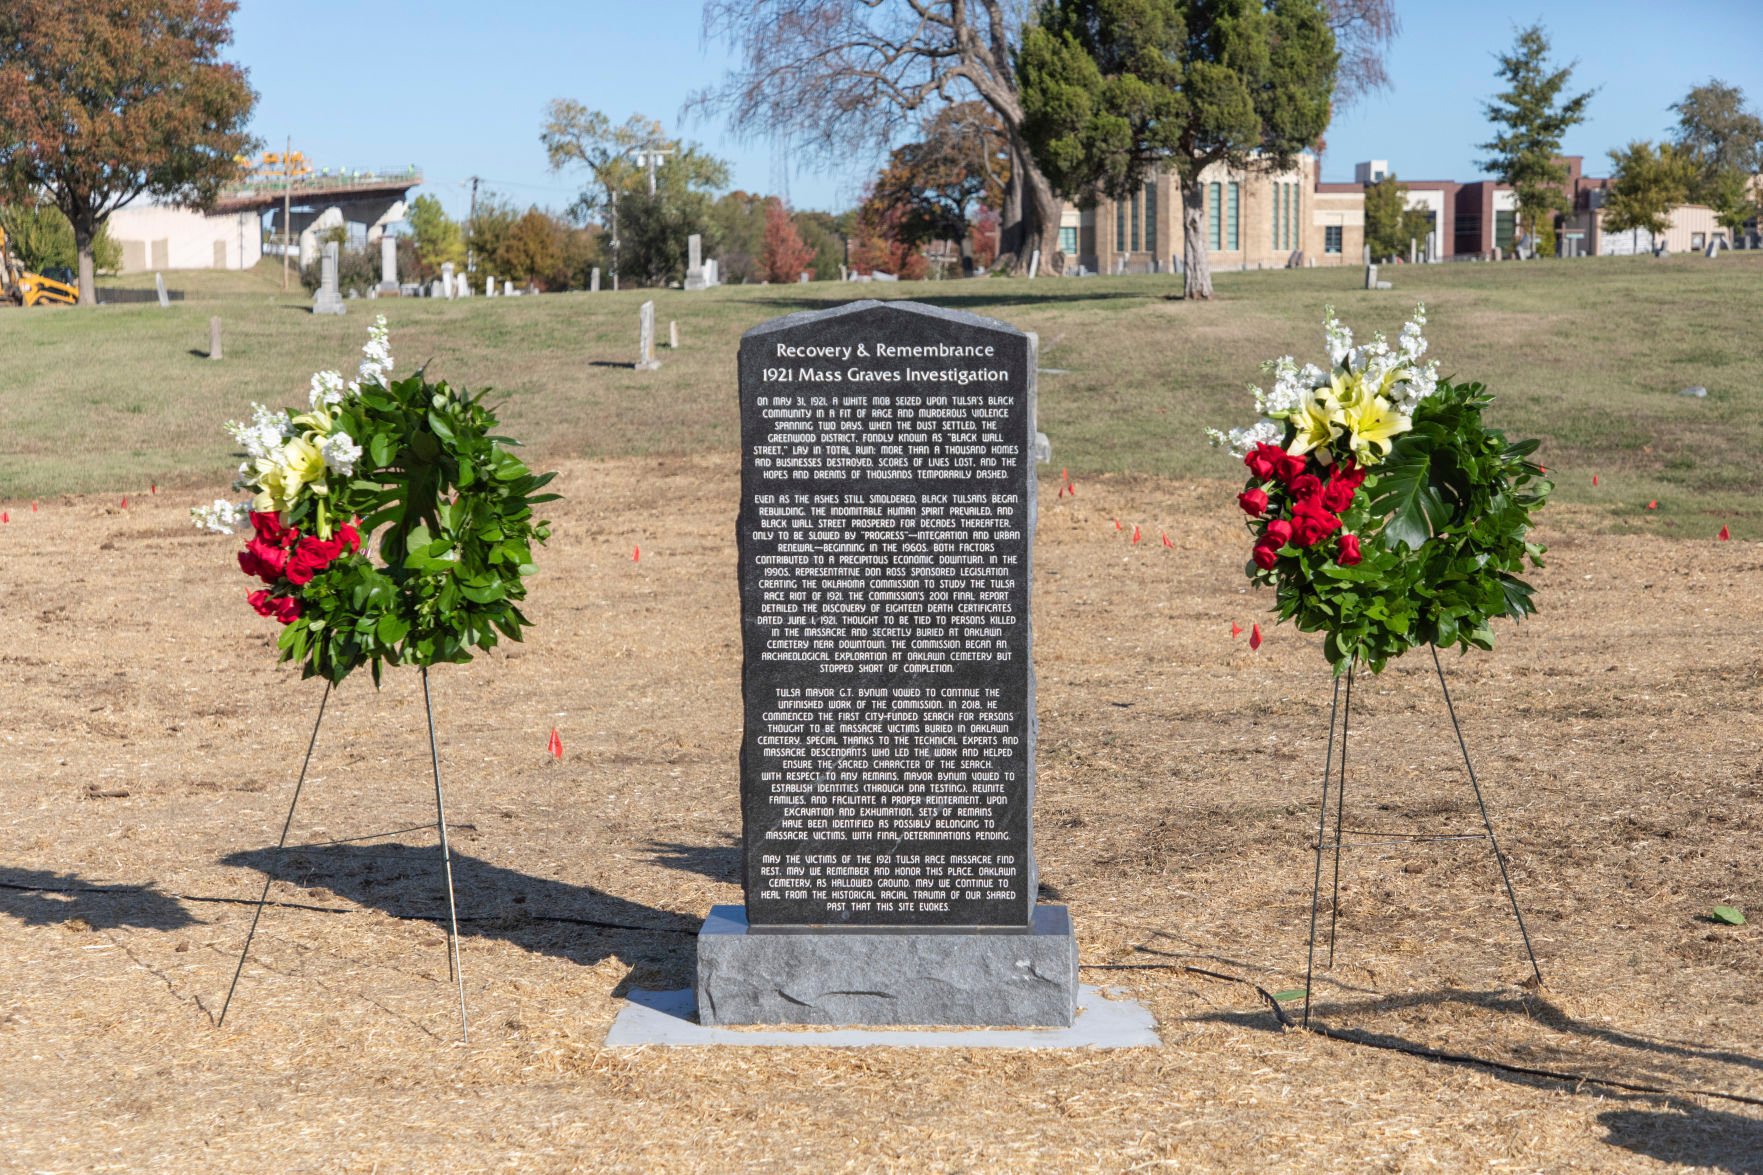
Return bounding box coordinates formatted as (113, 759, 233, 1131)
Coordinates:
(1227, 182, 1240, 250)
(1495, 210, 1516, 251)
(1143, 179, 1157, 257)
(1325, 225, 1342, 254)
(1272, 182, 1281, 250)
(1059, 225, 1077, 254)
(1691, 231, 1706, 250)
(1116, 199, 1127, 252)
(1208, 181, 1221, 250)
(1130, 187, 1142, 252)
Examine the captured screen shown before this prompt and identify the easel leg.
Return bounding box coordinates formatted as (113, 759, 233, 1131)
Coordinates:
(218, 681, 333, 1028)
(1303, 673, 1343, 1030)
(422, 666, 469, 1043)
(1430, 645, 1545, 986)
(1326, 661, 1355, 967)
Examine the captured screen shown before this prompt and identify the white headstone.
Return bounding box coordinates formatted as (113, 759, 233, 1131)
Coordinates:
(486, 276, 496, 297)
(1426, 230, 1438, 262)
(209, 316, 222, 360)
(430, 279, 445, 298)
(839, 264, 849, 282)
(1365, 263, 1379, 290)
(1705, 237, 1720, 259)
(379, 234, 398, 292)
(590, 266, 601, 292)
(799, 272, 811, 283)
(1409, 238, 1417, 264)
(154, 272, 169, 308)
(457, 272, 471, 298)
(706, 257, 719, 287)
(313, 243, 345, 315)
(1028, 248, 1041, 279)
(504, 279, 514, 296)
(685, 234, 707, 290)
(441, 262, 456, 299)
(636, 300, 661, 370)
(669, 319, 679, 349)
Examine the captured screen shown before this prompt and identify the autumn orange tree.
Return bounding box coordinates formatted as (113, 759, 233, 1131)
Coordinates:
(867, 103, 1008, 276)
(0, 0, 257, 305)
(760, 199, 817, 283)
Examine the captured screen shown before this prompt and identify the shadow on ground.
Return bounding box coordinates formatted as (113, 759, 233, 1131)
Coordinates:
(222, 843, 696, 971)
(1600, 1106, 1763, 1174)
(0, 866, 198, 931)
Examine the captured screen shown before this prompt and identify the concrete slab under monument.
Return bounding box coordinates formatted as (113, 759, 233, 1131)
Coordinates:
(613, 981, 1153, 1049)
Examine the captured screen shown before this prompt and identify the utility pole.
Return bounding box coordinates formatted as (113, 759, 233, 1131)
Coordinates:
(281, 136, 294, 291)
(466, 176, 480, 274)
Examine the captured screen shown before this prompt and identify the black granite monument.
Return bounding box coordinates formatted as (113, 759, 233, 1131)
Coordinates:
(696, 300, 1078, 1027)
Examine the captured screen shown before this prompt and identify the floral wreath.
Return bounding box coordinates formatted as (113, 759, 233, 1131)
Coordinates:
(193, 317, 557, 684)
(1208, 306, 1552, 674)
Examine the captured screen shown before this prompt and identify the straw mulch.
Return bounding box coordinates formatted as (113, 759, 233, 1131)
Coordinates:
(0, 455, 1758, 1172)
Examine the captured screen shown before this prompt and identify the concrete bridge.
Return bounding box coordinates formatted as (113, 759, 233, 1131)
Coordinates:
(215, 168, 423, 267)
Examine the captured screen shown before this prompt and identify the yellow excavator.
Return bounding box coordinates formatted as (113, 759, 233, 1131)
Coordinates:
(0, 225, 80, 307)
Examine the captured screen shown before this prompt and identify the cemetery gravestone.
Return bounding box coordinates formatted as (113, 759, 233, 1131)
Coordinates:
(1028, 248, 1041, 279)
(685, 234, 708, 290)
(154, 272, 170, 309)
(313, 244, 346, 316)
(590, 267, 601, 293)
(379, 235, 399, 294)
(209, 316, 223, 361)
(635, 300, 661, 371)
(669, 320, 680, 349)
(696, 299, 1078, 1028)
(504, 280, 514, 297)
(487, 276, 496, 297)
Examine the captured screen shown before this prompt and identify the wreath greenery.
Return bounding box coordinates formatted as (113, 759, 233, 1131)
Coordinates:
(193, 318, 556, 684)
(1210, 307, 1551, 674)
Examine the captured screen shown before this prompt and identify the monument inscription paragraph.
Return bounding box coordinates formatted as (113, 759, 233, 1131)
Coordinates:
(738, 301, 1037, 929)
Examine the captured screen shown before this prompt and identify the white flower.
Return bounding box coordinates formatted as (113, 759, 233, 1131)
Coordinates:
(190, 498, 249, 534)
(226, 403, 293, 461)
(1322, 306, 1354, 366)
(357, 315, 394, 388)
(319, 430, 363, 477)
(1207, 418, 1283, 458)
(309, 370, 346, 409)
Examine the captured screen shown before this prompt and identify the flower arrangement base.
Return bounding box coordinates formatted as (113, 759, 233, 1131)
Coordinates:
(1301, 645, 1545, 1030)
(217, 668, 470, 1043)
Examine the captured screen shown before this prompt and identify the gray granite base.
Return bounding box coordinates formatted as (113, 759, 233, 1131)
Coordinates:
(607, 984, 1156, 1049)
(695, 904, 1078, 1028)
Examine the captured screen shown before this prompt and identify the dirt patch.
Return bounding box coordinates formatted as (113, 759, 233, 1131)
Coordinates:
(0, 458, 1759, 1171)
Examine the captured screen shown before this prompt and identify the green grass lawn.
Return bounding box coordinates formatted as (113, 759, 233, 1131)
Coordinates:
(4, 253, 1759, 535)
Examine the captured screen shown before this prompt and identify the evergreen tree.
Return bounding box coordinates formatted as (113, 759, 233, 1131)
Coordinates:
(1476, 23, 1594, 258)
(1670, 80, 1762, 236)
(1017, 0, 1337, 299)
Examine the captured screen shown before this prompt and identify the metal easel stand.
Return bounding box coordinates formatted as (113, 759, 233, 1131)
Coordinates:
(217, 666, 469, 1043)
(1302, 644, 1543, 1030)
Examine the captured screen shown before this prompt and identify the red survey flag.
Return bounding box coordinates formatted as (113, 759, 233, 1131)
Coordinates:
(1646, 500, 1657, 510)
(120, 496, 128, 508)
(1131, 524, 1141, 544)
(1, 512, 8, 524)
(30, 501, 37, 512)
(548, 727, 563, 760)
(1592, 474, 1599, 487)
(632, 545, 640, 563)
(1718, 525, 1731, 541)
(150, 483, 157, 495)
(1161, 531, 1173, 548)
(1113, 519, 1122, 531)
(1231, 622, 1242, 638)
(1249, 623, 1263, 650)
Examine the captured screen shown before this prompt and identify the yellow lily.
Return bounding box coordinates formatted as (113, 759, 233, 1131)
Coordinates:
(1286, 388, 1344, 456)
(1341, 394, 1411, 465)
(251, 436, 328, 513)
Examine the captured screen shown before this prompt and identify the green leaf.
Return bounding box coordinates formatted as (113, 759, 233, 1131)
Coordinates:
(1271, 989, 1307, 1003)
(1712, 905, 1746, 926)
(369, 432, 394, 468)
(376, 613, 411, 643)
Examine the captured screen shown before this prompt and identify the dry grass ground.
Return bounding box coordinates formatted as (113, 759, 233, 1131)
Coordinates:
(1, 456, 1758, 1172)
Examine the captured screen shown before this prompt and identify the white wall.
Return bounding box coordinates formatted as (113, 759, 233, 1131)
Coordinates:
(107, 204, 263, 272)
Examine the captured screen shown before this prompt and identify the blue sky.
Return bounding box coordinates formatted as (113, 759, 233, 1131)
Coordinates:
(233, 0, 1761, 219)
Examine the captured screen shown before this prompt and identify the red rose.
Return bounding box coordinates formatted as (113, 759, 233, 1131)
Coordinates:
(238, 535, 288, 582)
(1321, 477, 1356, 513)
(1276, 452, 1309, 485)
(1262, 518, 1294, 547)
(1335, 459, 1367, 490)
(337, 519, 362, 554)
(1250, 542, 1280, 570)
(1244, 443, 1284, 482)
(1238, 487, 1269, 517)
(284, 534, 344, 586)
(1291, 505, 1342, 546)
(247, 589, 275, 617)
(268, 595, 301, 624)
(1288, 473, 1323, 503)
(1337, 534, 1363, 566)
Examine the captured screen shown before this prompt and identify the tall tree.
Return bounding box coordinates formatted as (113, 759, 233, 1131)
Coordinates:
(1477, 23, 1594, 259)
(0, 0, 257, 305)
(1018, 0, 1337, 300)
(1322, 0, 1398, 109)
(1670, 80, 1762, 235)
(613, 148, 730, 287)
(542, 103, 666, 287)
(0, 202, 122, 274)
(867, 102, 1009, 275)
(1601, 140, 1694, 240)
(1362, 173, 1431, 261)
(760, 198, 818, 283)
